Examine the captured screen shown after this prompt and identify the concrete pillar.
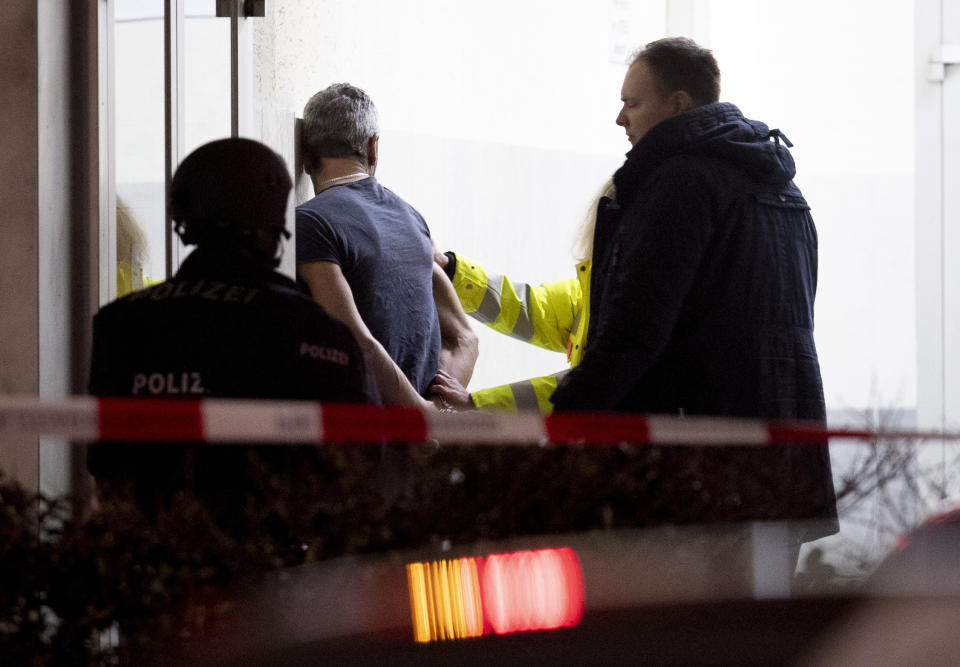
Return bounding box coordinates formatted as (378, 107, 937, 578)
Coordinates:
(0, 1, 101, 495)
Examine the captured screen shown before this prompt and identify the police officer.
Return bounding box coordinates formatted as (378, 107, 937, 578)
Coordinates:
(87, 138, 377, 539)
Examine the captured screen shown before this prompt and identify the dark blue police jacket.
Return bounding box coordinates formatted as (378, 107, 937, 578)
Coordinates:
(89, 247, 374, 403)
(87, 247, 376, 525)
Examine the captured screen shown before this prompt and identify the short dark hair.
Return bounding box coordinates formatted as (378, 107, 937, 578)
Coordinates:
(632, 37, 720, 107)
(301, 83, 379, 173)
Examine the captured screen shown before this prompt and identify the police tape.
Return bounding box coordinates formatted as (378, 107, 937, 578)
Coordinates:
(0, 396, 953, 446)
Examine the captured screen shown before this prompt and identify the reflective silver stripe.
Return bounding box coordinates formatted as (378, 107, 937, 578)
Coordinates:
(510, 371, 569, 412)
(510, 281, 535, 341)
(474, 273, 503, 324)
(510, 380, 540, 411)
(570, 307, 582, 336)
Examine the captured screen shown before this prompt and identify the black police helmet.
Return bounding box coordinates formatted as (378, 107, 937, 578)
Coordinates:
(169, 138, 292, 246)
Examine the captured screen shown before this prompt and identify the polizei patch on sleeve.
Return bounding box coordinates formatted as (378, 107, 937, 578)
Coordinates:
(299, 342, 350, 366)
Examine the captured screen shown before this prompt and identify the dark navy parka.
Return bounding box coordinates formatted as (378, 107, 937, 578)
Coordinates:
(552, 103, 836, 535)
(553, 102, 824, 421)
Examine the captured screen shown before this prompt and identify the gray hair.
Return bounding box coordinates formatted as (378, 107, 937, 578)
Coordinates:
(301, 83, 379, 172)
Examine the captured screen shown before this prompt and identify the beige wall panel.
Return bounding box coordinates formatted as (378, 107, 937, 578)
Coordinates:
(0, 0, 40, 488)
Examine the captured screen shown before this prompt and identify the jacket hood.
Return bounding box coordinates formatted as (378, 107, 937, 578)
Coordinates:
(621, 102, 797, 188)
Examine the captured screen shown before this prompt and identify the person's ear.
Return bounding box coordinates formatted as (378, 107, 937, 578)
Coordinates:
(366, 135, 379, 172)
(672, 90, 694, 114)
(303, 156, 321, 176)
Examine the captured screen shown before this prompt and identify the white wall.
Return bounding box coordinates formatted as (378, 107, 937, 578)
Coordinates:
(256, 0, 669, 391)
(707, 0, 917, 416)
(111, 0, 921, 412)
(256, 0, 917, 414)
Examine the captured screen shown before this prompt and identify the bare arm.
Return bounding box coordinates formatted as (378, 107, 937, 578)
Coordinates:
(298, 260, 433, 409)
(432, 262, 479, 387)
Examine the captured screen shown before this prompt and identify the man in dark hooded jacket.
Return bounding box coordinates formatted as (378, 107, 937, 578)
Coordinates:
(551, 37, 836, 588)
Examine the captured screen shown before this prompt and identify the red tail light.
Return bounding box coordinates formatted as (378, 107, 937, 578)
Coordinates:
(407, 547, 584, 643)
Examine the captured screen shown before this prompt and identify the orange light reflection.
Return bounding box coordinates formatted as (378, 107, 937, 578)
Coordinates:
(406, 547, 583, 643)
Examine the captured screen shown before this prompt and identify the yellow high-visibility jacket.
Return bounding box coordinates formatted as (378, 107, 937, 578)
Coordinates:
(451, 252, 591, 414)
(117, 261, 161, 298)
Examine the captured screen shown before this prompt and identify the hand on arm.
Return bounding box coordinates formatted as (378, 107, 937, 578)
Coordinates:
(298, 260, 434, 409)
(428, 368, 476, 410)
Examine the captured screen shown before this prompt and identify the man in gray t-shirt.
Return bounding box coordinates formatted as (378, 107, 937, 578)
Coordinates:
(297, 174, 439, 395)
(296, 83, 477, 408)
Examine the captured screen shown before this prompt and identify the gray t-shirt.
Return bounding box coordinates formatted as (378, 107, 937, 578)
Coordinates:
(296, 177, 440, 395)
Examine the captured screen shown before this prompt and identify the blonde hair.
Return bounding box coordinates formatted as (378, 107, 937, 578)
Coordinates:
(117, 198, 150, 295)
(573, 179, 615, 263)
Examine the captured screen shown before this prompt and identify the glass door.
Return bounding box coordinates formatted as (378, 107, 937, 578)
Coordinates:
(113, 0, 166, 295)
(112, 0, 245, 298)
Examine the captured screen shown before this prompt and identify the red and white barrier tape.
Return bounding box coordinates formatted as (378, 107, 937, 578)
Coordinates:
(0, 396, 953, 446)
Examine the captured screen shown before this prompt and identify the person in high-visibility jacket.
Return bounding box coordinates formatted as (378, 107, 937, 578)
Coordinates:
(116, 199, 162, 297)
(430, 181, 612, 414)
